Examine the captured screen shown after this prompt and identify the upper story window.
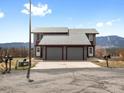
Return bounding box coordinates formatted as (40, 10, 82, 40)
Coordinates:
(37, 34, 40, 40)
(41, 35, 43, 39)
(89, 34, 94, 41)
(37, 34, 43, 40)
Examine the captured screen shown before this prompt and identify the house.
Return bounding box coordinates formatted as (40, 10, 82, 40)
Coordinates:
(32, 27, 98, 60)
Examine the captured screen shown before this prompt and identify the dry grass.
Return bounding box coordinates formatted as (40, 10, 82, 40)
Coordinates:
(0, 58, 38, 71)
(92, 60, 124, 68)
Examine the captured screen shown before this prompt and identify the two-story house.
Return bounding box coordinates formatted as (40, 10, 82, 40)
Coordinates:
(32, 27, 98, 60)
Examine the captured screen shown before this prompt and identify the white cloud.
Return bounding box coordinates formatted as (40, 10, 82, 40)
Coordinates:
(96, 22, 104, 27)
(111, 18, 120, 22)
(21, 3, 52, 16)
(75, 24, 83, 28)
(96, 18, 121, 28)
(106, 18, 120, 26)
(106, 21, 112, 26)
(0, 11, 4, 18)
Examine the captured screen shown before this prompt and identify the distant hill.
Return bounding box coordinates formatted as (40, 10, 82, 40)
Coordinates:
(96, 35, 124, 48)
(0, 35, 124, 48)
(0, 42, 33, 48)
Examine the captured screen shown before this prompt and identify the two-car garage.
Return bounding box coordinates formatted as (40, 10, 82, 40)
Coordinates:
(44, 46, 84, 60)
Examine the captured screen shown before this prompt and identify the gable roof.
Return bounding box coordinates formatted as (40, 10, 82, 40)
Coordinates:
(39, 34, 91, 45)
(33, 27, 98, 46)
(32, 27, 68, 33)
(32, 27, 99, 34)
(69, 29, 99, 34)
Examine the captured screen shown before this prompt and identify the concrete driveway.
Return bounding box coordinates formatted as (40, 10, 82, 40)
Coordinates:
(32, 61, 100, 69)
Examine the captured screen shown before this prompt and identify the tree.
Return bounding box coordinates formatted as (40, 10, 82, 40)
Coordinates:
(96, 48, 106, 58)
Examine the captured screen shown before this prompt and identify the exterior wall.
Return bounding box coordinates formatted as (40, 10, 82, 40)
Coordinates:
(93, 35, 96, 45)
(42, 46, 46, 60)
(34, 33, 43, 45)
(93, 46, 95, 56)
(84, 46, 87, 60)
(34, 34, 37, 45)
(63, 46, 66, 60)
(86, 34, 96, 45)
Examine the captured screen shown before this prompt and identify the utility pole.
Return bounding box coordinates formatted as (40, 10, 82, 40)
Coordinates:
(26, 0, 33, 82)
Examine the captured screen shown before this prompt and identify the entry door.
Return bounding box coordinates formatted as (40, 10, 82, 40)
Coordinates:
(88, 47, 93, 56)
(36, 46, 41, 57)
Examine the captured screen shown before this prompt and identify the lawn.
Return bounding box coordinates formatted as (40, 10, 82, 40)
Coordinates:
(92, 60, 124, 68)
(0, 58, 38, 72)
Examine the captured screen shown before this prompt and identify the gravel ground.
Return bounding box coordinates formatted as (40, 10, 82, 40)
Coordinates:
(0, 68, 124, 93)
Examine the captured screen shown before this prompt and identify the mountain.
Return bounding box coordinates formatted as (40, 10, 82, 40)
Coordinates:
(96, 35, 124, 48)
(0, 35, 124, 48)
(0, 42, 33, 48)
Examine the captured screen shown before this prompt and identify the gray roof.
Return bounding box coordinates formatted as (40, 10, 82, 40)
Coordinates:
(32, 27, 98, 34)
(39, 34, 91, 45)
(69, 29, 99, 34)
(32, 27, 68, 33)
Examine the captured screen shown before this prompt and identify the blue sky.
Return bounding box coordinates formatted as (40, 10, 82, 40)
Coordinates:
(0, 0, 124, 43)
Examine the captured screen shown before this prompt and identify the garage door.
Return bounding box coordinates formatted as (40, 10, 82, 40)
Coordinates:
(67, 47, 83, 60)
(46, 47, 63, 60)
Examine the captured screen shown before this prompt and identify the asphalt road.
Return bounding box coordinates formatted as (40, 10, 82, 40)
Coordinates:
(0, 68, 124, 93)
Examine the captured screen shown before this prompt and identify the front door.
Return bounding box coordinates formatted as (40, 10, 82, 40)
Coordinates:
(36, 46, 41, 57)
(88, 47, 93, 56)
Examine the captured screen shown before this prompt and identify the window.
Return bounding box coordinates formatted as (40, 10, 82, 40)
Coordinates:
(41, 35, 43, 39)
(89, 34, 93, 41)
(37, 34, 43, 40)
(37, 34, 40, 40)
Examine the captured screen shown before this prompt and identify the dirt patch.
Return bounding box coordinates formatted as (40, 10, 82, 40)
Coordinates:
(0, 68, 124, 93)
